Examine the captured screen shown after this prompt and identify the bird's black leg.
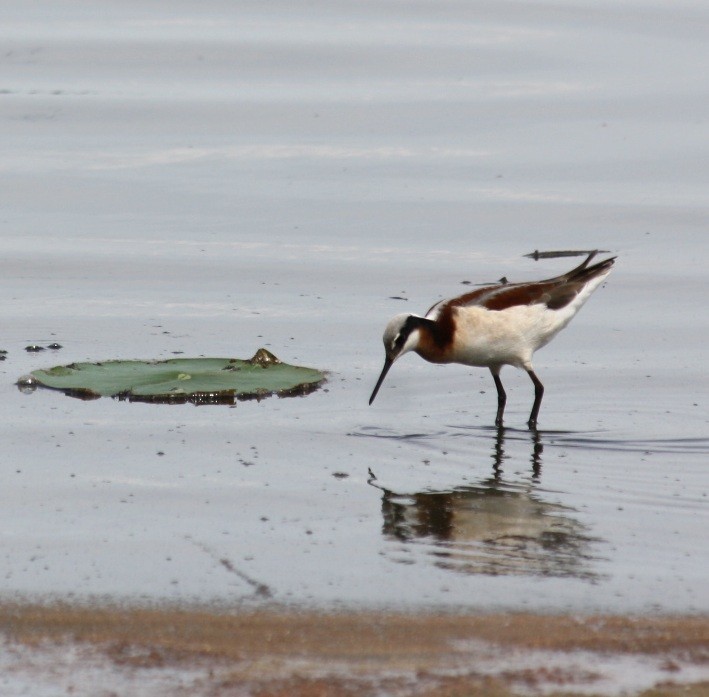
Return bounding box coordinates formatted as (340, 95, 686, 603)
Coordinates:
(491, 370, 506, 428)
(526, 369, 544, 429)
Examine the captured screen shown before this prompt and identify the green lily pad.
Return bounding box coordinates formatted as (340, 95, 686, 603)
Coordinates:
(25, 349, 326, 405)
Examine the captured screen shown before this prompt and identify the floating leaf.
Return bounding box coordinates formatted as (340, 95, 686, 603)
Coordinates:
(25, 349, 326, 405)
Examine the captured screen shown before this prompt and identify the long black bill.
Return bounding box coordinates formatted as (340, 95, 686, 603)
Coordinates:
(369, 357, 393, 405)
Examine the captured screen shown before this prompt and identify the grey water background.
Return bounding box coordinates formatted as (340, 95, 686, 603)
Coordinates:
(1, 1, 707, 612)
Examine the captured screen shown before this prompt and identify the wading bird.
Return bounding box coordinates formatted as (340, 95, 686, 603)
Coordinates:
(369, 252, 615, 429)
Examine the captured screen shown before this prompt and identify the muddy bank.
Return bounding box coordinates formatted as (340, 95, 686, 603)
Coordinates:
(1, 603, 708, 696)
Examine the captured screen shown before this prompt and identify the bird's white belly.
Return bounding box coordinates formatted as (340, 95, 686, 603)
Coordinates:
(450, 305, 569, 369)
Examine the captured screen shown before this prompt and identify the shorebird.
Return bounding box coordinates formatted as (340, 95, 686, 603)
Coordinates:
(369, 252, 615, 429)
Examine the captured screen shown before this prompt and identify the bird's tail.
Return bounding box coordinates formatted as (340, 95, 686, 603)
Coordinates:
(566, 251, 616, 282)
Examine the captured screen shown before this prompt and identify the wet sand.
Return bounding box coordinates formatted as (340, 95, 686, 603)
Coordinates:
(1, 603, 708, 696)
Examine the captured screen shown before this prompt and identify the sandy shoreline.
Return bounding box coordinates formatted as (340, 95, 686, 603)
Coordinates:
(1, 603, 708, 696)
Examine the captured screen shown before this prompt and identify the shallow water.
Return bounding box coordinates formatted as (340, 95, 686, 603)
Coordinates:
(0, 0, 707, 613)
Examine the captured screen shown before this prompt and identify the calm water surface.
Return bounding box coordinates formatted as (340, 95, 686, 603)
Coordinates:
(0, 0, 707, 612)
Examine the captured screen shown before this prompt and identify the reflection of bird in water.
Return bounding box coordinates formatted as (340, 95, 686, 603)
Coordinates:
(369, 429, 603, 580)
(369, 251, 615, 429)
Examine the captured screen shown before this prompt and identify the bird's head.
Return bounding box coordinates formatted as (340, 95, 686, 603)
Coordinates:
(369, 314, 423, 405)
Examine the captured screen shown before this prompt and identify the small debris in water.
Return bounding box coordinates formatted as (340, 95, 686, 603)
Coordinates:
(332, 472, 349, 479)
(524, 249, 610, 260)
(16, 375, 38, 393)
(465, 276, 509, 287)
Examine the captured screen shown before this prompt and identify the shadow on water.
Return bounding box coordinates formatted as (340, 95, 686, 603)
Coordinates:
(368, 428, 605, 581)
